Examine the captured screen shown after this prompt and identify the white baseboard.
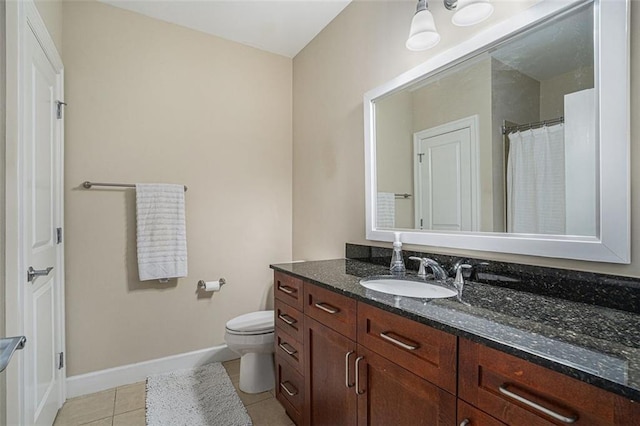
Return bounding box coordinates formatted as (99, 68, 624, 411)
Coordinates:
(66, 344, 238, 398)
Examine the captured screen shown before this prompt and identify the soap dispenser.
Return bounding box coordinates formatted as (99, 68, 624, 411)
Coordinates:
(390, 232, 406, 276)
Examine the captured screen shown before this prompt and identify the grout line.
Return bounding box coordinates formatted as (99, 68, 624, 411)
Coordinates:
(78, 415, 113, 426)
(242, 395, 276, 408)
(111, 387, 117, 417)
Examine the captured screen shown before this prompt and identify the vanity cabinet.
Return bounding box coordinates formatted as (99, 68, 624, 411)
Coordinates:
(273, 270, 640, 425)
(458, 338, 640, 425)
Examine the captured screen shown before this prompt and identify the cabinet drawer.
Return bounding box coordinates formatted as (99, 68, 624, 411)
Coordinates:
(459, 338, 640, 425)
(457, 400, 506, 426)
(357, 302, 457, 394)
(275, 356, 304, 425)
(274, 271, 304, 311)
(304, 283, 357, 340)
(276, 328, 304, 375)
(275, 299, 303, 343)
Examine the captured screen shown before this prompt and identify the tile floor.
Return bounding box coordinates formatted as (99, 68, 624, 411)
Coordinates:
(53, 359, 294, 425)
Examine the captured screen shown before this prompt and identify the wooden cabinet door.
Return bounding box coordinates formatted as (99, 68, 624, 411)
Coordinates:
(356, 345, 456, 426)
(305, 316, 357, 426)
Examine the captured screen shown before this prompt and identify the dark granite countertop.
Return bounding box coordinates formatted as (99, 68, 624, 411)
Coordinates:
(270, 259, 640, 402)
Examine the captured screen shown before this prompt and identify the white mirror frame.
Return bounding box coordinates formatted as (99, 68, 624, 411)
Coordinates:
(364, 0, 630, 263)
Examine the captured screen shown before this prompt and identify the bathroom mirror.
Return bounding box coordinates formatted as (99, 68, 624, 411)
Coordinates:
(364, 0, 630, 263)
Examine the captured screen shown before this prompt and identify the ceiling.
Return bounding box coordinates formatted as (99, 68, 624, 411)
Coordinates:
(491, 3, 593, 81)
(98, 0, 352, 58)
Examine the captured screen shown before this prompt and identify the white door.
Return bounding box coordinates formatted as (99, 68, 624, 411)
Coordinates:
(7, 2, 66, 424)
(23, 24, 64, 425)
(413, 117, 480, 231)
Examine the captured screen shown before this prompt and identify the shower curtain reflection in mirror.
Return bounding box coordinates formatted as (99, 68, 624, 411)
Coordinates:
(506, 124, 565, 235)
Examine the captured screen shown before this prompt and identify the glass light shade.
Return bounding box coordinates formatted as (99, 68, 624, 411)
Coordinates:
(452, 0, 494, 26)
(406, 9, 441, 51)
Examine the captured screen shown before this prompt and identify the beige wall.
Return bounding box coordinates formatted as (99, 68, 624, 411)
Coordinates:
(540, 65, 594, 120)
(63, 1, 292, 376)
(35, 0, 63, 54)
(375, 90, 414, 228)
(1, 0, 6, 421)
(292, 0, 640, 277)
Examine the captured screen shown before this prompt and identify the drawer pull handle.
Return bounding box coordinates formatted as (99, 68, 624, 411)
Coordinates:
(379, 331, 419, 351)
(345, 351, 355, 388)
(277, 284, 296, 295)
(460, 420, 470, 426)
(280, 381, 298, 397)
(278, 342, 297, 356)
(354, 356, 365, 395)
(314, 302, 339, 314)
(499, 384, 578, 424)
(278, 313, 297, 326)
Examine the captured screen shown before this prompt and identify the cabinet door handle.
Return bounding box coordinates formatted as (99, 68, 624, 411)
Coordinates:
(314, 302, 339, 314)
(277, 313, 297, 326)
(499, 384, 578, 424)
(278, 342, 297, 356)
(379, 331, 419, 350)
(280, 381, 298, 397)
(354, 356, 365, 395)
(345, 351, 355, 388)
(277, 284, 296, 295)
(459, 420, 470, 426)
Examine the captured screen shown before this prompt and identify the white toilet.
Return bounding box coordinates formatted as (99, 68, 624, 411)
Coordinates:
(224, 310, 275, 394)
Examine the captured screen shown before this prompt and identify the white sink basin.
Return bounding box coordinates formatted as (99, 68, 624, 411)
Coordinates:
(359, 277, 457, 299)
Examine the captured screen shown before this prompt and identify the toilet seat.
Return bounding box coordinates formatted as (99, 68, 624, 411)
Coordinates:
(225, 310, 274, 335)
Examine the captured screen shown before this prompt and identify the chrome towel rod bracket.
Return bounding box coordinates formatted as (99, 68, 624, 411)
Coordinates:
(82, 181, 187, 192)
(395, 193, 412, 199)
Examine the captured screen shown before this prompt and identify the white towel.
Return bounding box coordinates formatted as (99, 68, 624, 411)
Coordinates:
(135, 184, 188, 282)
(376, 192, 395, 228)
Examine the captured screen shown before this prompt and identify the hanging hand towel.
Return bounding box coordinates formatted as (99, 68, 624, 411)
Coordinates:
(376, 192, 395, 228)
(136, 183, 188, 282)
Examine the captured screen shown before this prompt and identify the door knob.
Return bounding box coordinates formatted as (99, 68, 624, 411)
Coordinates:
(27, 266, 54, 282)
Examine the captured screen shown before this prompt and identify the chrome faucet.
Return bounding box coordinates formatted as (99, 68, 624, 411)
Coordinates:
(454, 263, 473, 291)
(409, 257, 448, 281)
(451, 258, 489, 282)
(453, 263, 472, 304)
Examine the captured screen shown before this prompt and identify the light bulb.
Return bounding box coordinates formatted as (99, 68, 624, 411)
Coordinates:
(452, 0, 494, 26)
(406, 2, 441, 51)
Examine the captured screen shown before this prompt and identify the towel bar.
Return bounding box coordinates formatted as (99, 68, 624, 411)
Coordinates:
(82, 181, 188, 191)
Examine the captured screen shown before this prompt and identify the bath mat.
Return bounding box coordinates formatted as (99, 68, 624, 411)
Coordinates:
(146, 362, 252, 426)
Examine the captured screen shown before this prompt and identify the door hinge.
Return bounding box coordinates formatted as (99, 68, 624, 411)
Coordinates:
(58, 352, 64, 369)
(56, 227, 63, 244)
(56, 101, 67, 119)
(420, 218, 424, 228)
(417, 153, 424, 163)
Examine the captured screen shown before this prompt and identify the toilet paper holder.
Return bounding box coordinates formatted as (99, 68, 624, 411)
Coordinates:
(197, 278, 226, 289)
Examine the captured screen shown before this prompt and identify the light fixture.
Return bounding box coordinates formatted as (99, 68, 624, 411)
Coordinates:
(445, 0, 494, 26)
(407, 0, 494, 51)
(406, 0, 441, 51)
